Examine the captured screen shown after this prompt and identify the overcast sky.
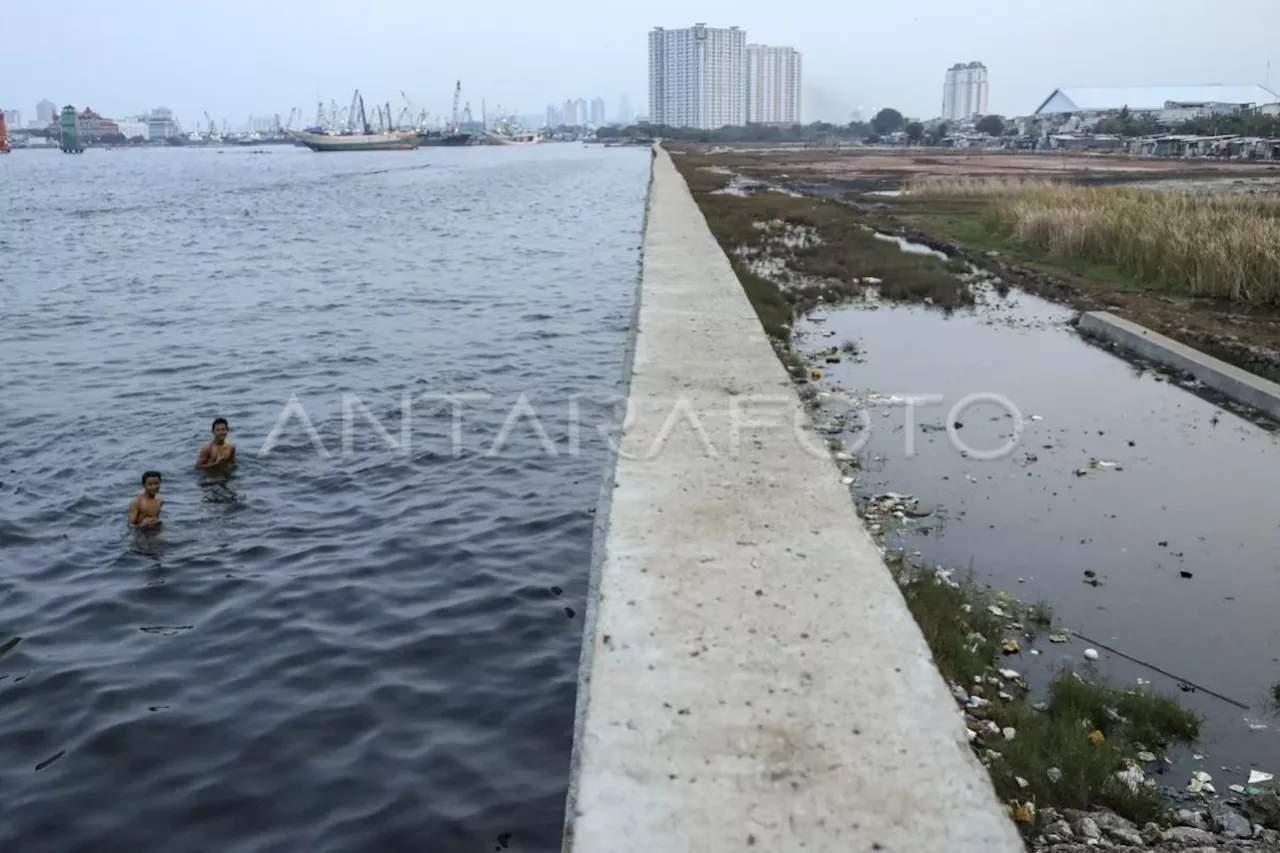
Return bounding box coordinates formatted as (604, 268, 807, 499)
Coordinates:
(3, 0, 1277, 126)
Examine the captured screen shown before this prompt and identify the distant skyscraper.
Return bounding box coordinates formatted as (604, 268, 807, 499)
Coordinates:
(746, 45, 802, 125)
(574, 98, 588, 125)
(37, 99, 56, 124)
(546, 105, 560, 127)
(147, 107, 179, 140)
(618, 95, 633, 124)
(590, 97, 606, 126)
(648, 24, 747, 129)
(942, 62, 989, 121)
(4, 109, 22, 130)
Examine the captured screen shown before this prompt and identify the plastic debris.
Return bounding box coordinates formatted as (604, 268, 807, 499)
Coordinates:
(998, 668, 1020, 680)
(1011, 802, 1035, 824)
(1193, 753, 1206, 760)
(1229, 784, 1247, 794)
(1089, 729, 1106, 745)
(967, 696, 990, 709)
(988, 605, 1009, 618)
(1002, 727, 1017, 741)
(1084, 648, 1099, 661)
(1137, 751, 1157, 762)
(1116, 763, 1146, 792)
(1049, 632, 1069, 643)
(1002, 640, 1020, 654)
(1249, 770, 1274, 784)
(810, 368, 823, 380)
(1015, 776, 1029, 789)
(1047, 767, 1063, 783)
(841, 476, 854, 485)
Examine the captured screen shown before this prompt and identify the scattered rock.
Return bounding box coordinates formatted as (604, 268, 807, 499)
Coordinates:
(1211, 806, 1253, 839)
(1173, 809, 1208, 831)
(1073, 816, 1102, 840)
(1245, 789, 1280, 830)
(1105, 825, 1145, 846)
(1044, 819, 1074, 843)
(1160, 826, 1216, 845)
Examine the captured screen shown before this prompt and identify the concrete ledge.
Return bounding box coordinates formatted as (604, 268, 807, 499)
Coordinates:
(563, 146, 1023, 853)
(1078, 311, 1280, 421)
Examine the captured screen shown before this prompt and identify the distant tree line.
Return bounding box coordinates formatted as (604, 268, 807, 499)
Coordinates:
(593, 106, 1025, 145)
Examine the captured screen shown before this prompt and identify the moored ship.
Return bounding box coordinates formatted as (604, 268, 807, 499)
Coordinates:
(289, 129, 421, 151)
(0, 109, 9, 153)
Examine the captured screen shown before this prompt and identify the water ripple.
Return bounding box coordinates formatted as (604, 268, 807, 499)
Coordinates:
(0, 144, 650, 852)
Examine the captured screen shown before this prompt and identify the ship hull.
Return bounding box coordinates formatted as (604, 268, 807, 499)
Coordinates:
(417, 133, 471, 147)
(290, 130, 421, 151)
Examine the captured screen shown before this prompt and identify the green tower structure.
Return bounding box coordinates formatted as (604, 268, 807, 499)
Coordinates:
(60, 105, 84, 153)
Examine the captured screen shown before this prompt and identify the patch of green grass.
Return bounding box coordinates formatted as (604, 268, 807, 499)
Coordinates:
(903, 206, 1154, 296)
(732, 262, 794, 341)
(890, 557, 1200, 829)
(668, 153, 973, 313)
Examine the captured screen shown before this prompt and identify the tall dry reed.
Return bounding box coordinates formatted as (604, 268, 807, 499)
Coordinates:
(909, 178, 1280, 305)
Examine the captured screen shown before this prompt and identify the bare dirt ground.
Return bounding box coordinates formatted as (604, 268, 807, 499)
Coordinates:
(674, 145, 1280, 194)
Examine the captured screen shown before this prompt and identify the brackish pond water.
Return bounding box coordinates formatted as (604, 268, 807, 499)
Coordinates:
(799, 285, 1280, 784)
(0, 144, 651, 852)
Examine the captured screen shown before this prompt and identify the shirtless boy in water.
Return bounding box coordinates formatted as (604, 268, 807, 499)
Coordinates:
(128, 471, 164, 528)
(196, 417, 237, 469)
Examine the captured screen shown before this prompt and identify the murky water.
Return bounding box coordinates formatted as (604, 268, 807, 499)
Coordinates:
(799, 285, 1280, 781)
(0, 144, 651, 852)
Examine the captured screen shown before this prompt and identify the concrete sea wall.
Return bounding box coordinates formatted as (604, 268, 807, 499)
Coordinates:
(562, 147, 1024, 852)
(1078, 311, 1280, 421)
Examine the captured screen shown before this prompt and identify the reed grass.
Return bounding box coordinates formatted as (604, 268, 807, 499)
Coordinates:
(910, 177, 1280, 305)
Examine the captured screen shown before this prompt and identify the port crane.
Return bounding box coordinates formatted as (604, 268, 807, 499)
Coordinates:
(450, 80, 462, 131)
(203, 111, 217, 137)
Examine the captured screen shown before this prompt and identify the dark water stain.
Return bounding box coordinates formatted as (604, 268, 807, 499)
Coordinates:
(0, 144, 651, 852)
(799, 285, 1280, 780)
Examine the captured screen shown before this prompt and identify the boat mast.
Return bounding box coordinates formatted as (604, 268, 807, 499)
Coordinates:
(358, 94, 369, 134)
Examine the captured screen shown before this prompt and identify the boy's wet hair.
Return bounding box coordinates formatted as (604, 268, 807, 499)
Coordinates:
(141, 471, 162, 485)
(212, 417, 229, 431)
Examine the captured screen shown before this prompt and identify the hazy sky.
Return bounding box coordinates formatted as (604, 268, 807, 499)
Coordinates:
(3, 0, 1277, 125)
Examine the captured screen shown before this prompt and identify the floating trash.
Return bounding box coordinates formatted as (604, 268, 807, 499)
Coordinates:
(1249, 770, 1274, 784)
(1047, 766, 1063, 783)
(1084, 648, 1100, 661)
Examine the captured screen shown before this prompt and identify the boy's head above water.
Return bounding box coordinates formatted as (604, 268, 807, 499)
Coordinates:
(211, 417, 230, 442)
(141, 471, 162, 495)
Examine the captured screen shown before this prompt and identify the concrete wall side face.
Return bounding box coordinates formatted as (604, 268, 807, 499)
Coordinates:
(563, 147, 1023, 852)
(562, 148, 657, 847)
(1078, 311, 1280, 421)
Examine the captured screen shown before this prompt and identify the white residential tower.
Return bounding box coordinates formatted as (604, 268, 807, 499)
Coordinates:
(648, 24, 747, 129)
(942, 62, 989, 121)
(746, 45, 802, 125)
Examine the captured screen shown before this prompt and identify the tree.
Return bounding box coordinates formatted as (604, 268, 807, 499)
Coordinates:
(871, 108, 905, 135)
(594, 125, 621, 139)
(905, 121, 924, 144)
(976, 114, 1005, 137)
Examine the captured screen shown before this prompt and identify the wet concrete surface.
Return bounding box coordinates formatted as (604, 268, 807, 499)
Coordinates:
(797, 285, 1280, 784)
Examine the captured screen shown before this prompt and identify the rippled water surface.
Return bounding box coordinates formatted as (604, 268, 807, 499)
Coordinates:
(0, 144, 651, 852)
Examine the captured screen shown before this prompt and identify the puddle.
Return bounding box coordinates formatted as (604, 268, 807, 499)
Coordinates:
(710, 174, 803, 198)
(873, 232, 949, 260)
(799, 288, 1280, 778)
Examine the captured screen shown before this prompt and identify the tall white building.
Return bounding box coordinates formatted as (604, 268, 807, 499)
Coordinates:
(648, 23, 747, 129)
(942, 62, 989, 121)
(590, 97, 607, 126)
(746, 45, 802, 125)
(3, 109, 22, 130)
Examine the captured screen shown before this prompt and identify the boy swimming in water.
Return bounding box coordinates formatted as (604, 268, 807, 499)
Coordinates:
(128, 471, 164, 528)
(196, 417, 237, 469)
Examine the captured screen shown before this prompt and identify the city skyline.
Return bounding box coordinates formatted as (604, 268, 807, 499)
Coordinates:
(2, 1, 1278, 124)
